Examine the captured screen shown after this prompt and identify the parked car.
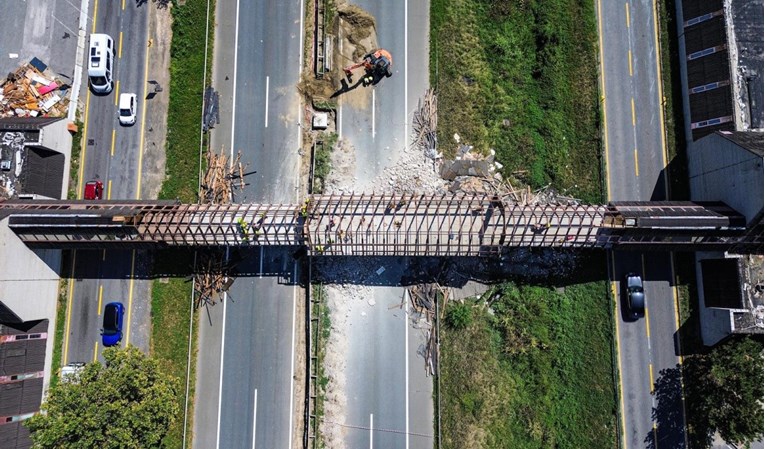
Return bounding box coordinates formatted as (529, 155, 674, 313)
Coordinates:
(118, 93, 137, 126)
(101, 302, 125, 347)
(84, 180, 103, 200)
(625, 273, 645, 319)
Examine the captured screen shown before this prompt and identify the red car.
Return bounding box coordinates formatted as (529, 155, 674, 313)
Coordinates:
(84, 180, 103, 200)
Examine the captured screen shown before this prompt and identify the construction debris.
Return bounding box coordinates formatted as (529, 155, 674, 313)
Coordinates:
(406, 283, 448, 376)
(199, 148, 246, 204)
(202, 86, 220, 132)
(1, 58, 70, 118)
(192, 251, 235, 309)
(412, 87, 439, 159)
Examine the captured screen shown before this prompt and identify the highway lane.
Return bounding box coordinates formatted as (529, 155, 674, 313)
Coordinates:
(336, 0, 434, 447)
(598, 0, 686, 447)
(208, 0, 304, 447)
(64, 0, 152, 366)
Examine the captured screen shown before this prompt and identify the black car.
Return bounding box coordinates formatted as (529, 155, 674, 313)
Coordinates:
(625, 273, 645, 319)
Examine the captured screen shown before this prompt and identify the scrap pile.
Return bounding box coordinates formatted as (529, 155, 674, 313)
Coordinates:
(412, 88, 439, 159)
(192, 251, 235, 309)
(405, 283, 448, 376)
(199, 148, 246, 205)
(1, 58, 70, 117)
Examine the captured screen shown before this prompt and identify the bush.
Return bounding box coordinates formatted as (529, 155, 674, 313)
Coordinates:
(445, 302, 473, 329)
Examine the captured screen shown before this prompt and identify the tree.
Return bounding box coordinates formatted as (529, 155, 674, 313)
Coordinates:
(685, 335, 764, 448)
(26, 346, 180, 449)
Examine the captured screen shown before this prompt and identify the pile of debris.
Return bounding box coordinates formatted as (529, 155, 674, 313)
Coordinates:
(199, 148, 246, 204)
(1, 58, 70, 118)
(405, 283, 448, 376)
(192, 251, 235, 309)
(412, 87, 439, 159)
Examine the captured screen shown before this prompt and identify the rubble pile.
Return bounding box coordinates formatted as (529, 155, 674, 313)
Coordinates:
(1, 58, 70, 118)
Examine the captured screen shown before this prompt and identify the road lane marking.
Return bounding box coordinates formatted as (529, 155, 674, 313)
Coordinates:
(372, 88, 376, 139)
(122, 0, 125, 10)
(653, 424, 658, 447)
(631, 97, 636, 126)
(369, 414, 374, 449)
(63, 252, 77, 365)
(102, 249, 106, 261)
(609, 255, 628, 449)
(628, 50, 633, 77)
(125, 250, 136, 345)
(642, 255, 651, 342)
(625, 2, 630, 28)
(119, 32, 123, 58)
(91, 0, 98, 33)
(76, 90, 93, 199)
(597, 0, 612, 200)
(259, 248, 264, 278)
(634, 149, 639, 176)
(404, 0, 409, 153)
(114, 80, 120, 106)
(97, 285, 103, 314)
(252, 389, 257, 449)
(264, 76, 269, 128)
(111, 129, 116, 156)
(135, 25, 152, 200)
(93, 342, 98, 362)
(405, 289, 410, 449)
(107, 179, 112, 199)
(652, 0, 669, 196)
(215, 286, 229, 449)
(288, 264, 298, 449)
(648, 363, 654, 393)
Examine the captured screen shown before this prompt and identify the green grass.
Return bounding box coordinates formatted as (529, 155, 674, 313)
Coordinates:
(431, 0, 602, 203)
(49, 277, 70, 389)
(68, 119, 83, 199)
(149, 0, 215, 447)
(311, 285, 332, 448)
(158, 0, 215, 203)
(151, 278, 197, 449)
(440, 282, 617, 448)
(312, 132, 337, 194)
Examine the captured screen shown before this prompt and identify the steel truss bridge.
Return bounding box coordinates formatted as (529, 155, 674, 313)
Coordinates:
(0, 193, 760, 255)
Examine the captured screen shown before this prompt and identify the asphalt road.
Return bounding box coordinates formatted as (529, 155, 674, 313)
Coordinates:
(64, 0, 152, 366)
(598, 0, 686, 447)
(194, 0, 304, 447)
(335, 0, 434, 447)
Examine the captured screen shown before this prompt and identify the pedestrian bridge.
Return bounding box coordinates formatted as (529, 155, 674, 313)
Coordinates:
(0, 193, 759, 255)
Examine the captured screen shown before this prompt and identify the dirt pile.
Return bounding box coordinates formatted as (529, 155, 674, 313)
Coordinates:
(337, 3, 376, 60)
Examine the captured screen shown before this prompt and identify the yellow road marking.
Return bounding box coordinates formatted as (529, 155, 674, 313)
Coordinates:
(63, 251, 77, 365)
(610, 255, 627, 449)
(107, 179, 112, 200)
(91, 0, 98, 33)
(653, 424, 658, 447)
(93, 342, 98, 362)
(670, 255, 690, 447)
(110, 129, 116, 156)
(648, 363, 655, 393)
(114, 80, 120, 106)
(652, 0, 670, 196)
(76, 90, 92, 199)
(97, 285, 103, 315)
(126, 250, 136, 345)
(631, 97, 636, 126)
(642, 255, 650, 338)
(625, 3, 630, 28)
(634, 149, 640, 176)
(628, 50, 633, 77)
(119, 32, 123, 58)
(136, 27, 152, 200)
(597, 0, 612, 201)
(122, 0, 125, 11)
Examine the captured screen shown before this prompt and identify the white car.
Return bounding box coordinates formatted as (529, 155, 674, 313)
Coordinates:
(118, 93, 137, 126)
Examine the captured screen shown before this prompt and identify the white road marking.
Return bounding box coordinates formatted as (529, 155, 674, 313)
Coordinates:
(369, 413, 374, 449)
(404, 290, 410, 449)
(338, 35, 343, 140)
(217, 0, 240, 441)
(372, 89, 376, 139)
(404, 5, 410, 447)
(265, 76, 270, 128)
(288, 263, 298, 449)
(259, 248, 264, 278)
(252, 389, 258, 449)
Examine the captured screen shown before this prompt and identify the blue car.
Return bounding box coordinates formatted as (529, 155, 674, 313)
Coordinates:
(101, 302, 125, 347)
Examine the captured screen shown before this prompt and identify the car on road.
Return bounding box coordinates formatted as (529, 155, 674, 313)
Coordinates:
(118, 93, 137, 126)
(625, 273, 645, 319)
(88, 33, 115, 94)
(84, 180, 103, 200)
(101, 302, 125, 347)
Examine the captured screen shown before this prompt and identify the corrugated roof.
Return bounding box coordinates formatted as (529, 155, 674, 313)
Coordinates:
(716, 130, 764, 156)
(0, 117, 63, 131)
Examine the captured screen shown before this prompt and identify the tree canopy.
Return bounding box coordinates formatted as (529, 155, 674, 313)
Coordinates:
(26, 346, 180, 449)
(685, 335, 764, 447)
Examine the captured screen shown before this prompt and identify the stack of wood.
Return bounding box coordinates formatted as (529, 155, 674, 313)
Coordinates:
(484, 177, 582, 207)
(406, 283, 448, 377)
(0, 60, 69, 117)
(193, 251, 235, 309)
(412, 88, 438, 158)
(199, 148, 246, 204)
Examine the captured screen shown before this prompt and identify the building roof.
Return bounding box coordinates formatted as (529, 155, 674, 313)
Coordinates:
(716, 130, 764, 156)
(0, 117, 63, 132)
(729, 0, 764, 129)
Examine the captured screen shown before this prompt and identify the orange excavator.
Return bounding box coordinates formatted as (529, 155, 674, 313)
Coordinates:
(343, 48, 393, 86)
